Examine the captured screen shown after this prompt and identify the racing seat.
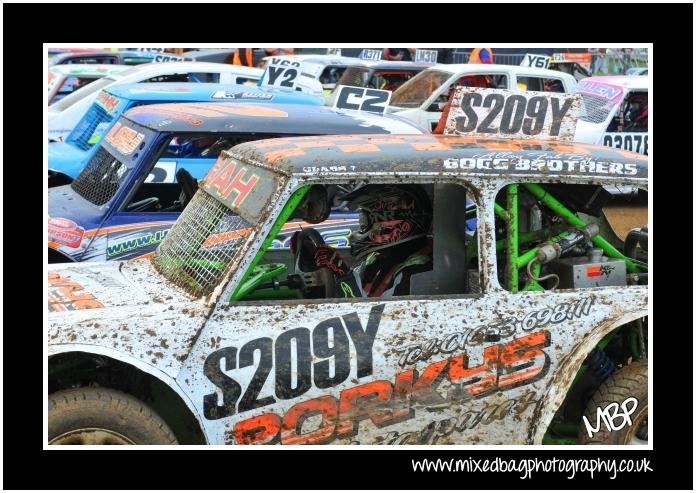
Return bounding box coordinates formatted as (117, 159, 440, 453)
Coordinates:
(291, 228, 337, 299)
(160, 169, 198, 212)
(176, 168, 198, 208)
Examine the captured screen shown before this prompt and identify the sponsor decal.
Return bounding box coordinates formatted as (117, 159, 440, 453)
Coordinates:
(577, 80, 624, 103)
(211, 90, 274, 101)
(205, 159, 260, 207)
(230, 328, 551, 444)
(106, 229, 169, 258)
(104, 122, 145, 155)
(302, 165, 350, 173)
(586, 265, 615, 278)
(397, 297, 594, 367)
(48, 218, 85, 248)
(371, 390, 539, 444)
(96, 91, 120, 114)
(48, 272, 104, 312)
(443, 156, 638, 176)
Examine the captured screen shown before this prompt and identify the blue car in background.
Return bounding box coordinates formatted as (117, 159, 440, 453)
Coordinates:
(48, 82, 324, 186)
(48, 102, 426, 263)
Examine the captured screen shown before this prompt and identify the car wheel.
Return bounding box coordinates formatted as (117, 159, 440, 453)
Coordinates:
(48, 387, 178, 445)
(579, 359, 648, 445)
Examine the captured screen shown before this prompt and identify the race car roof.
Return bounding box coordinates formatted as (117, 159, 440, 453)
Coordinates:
(49, 64, 130, 77)
(579, 75, 648, 91)
(123, 103, 427, 135)
(109, 62, 262, 82)
(106, 82, 321, 104)
(431, 63, 574, 78)
(353, 60, 432, 71)
(228, 134, 648, 180)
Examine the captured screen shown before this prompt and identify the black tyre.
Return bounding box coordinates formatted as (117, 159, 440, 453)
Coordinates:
(579, 359, 648, 445)
(48, 387, 178, 445)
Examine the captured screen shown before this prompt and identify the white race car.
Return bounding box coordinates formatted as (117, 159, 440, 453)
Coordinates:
(259, 54, 369, 94)
(574, 76, 648, 155)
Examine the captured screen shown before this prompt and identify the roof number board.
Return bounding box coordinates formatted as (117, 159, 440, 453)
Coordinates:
(260, 58, 300, 91)
(333, 86, 391, 114)
(444, 87, 581, 141)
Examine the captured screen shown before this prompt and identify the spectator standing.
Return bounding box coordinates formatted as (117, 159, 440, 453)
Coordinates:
(232, 48, 255, 66)
(383, 48, 415, 61)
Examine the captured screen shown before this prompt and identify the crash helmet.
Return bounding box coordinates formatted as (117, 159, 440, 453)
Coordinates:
(623, 93, 648, 126)
(340, 185, 432, 261)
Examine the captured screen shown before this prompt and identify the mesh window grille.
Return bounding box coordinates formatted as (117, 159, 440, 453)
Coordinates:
(578, 94, 613, 124)
(152, 190, 252, 297)
(70, 146, 129, 206)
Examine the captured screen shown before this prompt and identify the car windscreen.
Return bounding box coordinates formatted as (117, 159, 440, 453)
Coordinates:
(70, 119, 156, 207)
(389, 69, 452, 108)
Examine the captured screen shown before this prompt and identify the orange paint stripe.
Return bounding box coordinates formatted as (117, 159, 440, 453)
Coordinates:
(187, 103, 288, 118)
(133, 252, 156, 260)
(362, 137, 407, 145)
(264, 147, 306, 162)
(338, 143, 380, 153)
(295, 140, 340, 149)
(144, 103, 226, 118)
(202, 228, 251, 247)
(410, 142, 452, 151)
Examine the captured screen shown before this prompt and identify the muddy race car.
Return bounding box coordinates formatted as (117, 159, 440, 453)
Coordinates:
(48, 133, 648, 446)
(48, 103, 426, 263)
(574, 76, 648, 155)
